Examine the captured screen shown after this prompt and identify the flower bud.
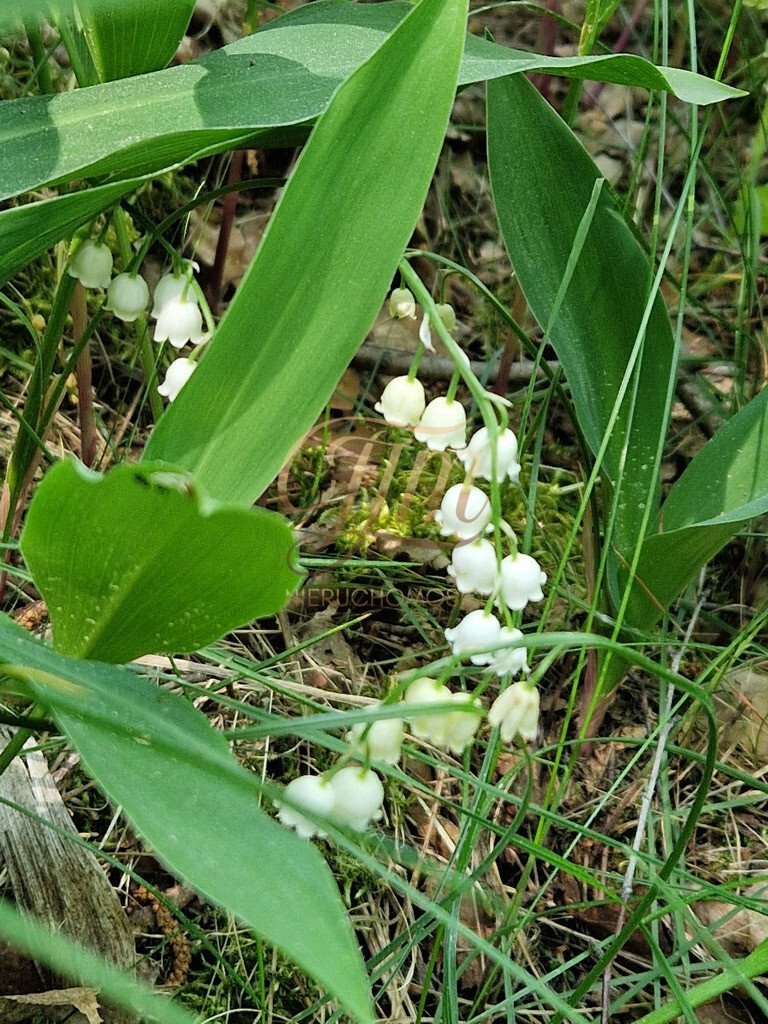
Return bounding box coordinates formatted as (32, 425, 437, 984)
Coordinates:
(105, 273, 150, 323)
(157, 357, 196, 402)
(375, 375, 426, 427)
(488, 682, 540, 743)
(435, 302, 456, 333)
(448, 537, 498, 595)
(275, 774, 334, 838)
(435, 483, 491, 539)
(67, 240, 113, 289)
(414, 397, 466, 451)
(347, 710, 405, 765)
(154, 296, 204, 348)
(445, 609, 502, 666)
(489, 626, 529, 678)
(388, 287, 416, 319)
(328, 767, 385, 832)
(458, 427, 521, 483)
(498, 553, 547, 611)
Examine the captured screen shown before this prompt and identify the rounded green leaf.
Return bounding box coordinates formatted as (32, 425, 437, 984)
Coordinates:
(20, 458, 301, 663)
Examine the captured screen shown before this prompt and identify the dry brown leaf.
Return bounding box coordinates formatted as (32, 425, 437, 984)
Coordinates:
(693, 885, 768, 958)
(0, 987, 102, 1024)
(716, 666, 768, 761)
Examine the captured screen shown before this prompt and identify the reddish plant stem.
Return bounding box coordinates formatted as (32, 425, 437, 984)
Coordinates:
(72, 283, 96, 467)
(533, 0, 561, 102)
(206, 150, 245, 314)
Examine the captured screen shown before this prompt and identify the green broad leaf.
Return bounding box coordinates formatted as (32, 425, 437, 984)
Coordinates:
(142, 0, 467, 504)
(75, 0, 195, 81)
(487, 71, 675, 563)
(0, 898, 199, 1024)
(0, 2, 743, 207)
(0, 614, 373, 1023)
(627, 387, 768, 628)
(20, 458, 301, 664)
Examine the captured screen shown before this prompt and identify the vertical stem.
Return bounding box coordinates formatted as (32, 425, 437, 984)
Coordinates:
(138, 318, 164, 421)
(72, 283, 97, 466)
(25, 18, 53, 94)
(207, 150, 245, 313)
(0, 727, 32, 779)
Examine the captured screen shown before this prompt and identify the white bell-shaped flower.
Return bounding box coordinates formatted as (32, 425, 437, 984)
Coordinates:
(328, 766, 385, 832)
(490, 626, 529, 678)
(458, 427, 521, 483)
(154, 296, 204, 348)
(388, 287, 416, 319)
(488, 682, 540, 743)
(442, 692, 483, 755)
(375, 375, 426, 427)
(67, 240, 113, 289)
(448, 537, 498, 595)
(435, 484, 491, 540)
(445, 609, 502, 666)
(405, 679, 454, 745)
(418, 313, 435, 352)
(157, 357, 196, 402)
(105, 273, 149, 323)
(151, 270, 188, 318)
(403, 677, 452, 744)
(414, 397, 466, 451)
(275, 774, 334, 839)
(498, 553, 547, 611)
(347, 710, 405, 766)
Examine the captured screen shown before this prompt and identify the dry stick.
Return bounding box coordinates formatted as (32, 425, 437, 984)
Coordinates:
(353, 344, 555, 383)
(72, 283, 96, 467)
(599, 587, 705, 1022)
(206, 149, 245, 314)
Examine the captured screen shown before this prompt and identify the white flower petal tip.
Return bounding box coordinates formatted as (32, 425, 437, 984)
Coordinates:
(414, 397, 466, 451)
(375, 375, 426, 427)
(445, 609, 502, 666)
(447, 537, 498, 595)
(435, 483, 491, 540)
(275, 774, 334, 839)
(105, 273, 150, 323)
(418, 313, 435, 352)
(458, 427, 521, 483)
(488, 683, 540, 743)
(489, 626, 529, 678)
(328, 767, 385, 832)
(347, 711, 405, 766)
(153, 296, 204, 348)
(67, 241, 113, 289)
(157, 358, 196, 402)
(498, 553, 547, 611)
(388, 287, 416, 320)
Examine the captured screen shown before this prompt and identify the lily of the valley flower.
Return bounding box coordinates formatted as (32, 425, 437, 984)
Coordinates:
(442, 692, 483, 754)
(328, 766, 385, 832)
(403, 677, 453, 744)
(154, 296, 204, 348)
(151, 263, 199, 318)
(415, 397, 467, 451)
(347, 710, 405, 765)
(105, 272, 150, 323)
(488, 682, 540, 743)
(436, 302, 457, 333)
(458, 427, 521, 483)
(445, 609, 502, 666)
(157, 357, 196, 402)
(498, 553, 547, 611)
(448, 537, 499, 595)
(67, 240, 113, 289)
(375, 375, 426, 427)
(489, 626, 529, 678)
(435, 483, 491, 539)
(275, 774, 334, 839)
(388, 287, 416, 319)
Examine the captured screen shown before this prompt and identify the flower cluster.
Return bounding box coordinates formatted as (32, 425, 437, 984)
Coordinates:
(67, 236, 204, 403)
(377, 286, 547, 739)
(276, 282, 548, 840)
